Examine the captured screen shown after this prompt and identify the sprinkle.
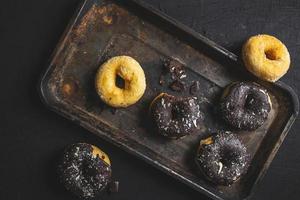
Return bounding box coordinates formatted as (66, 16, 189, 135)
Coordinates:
(216, 162, 223, 174)
(192, 119, 197, 127)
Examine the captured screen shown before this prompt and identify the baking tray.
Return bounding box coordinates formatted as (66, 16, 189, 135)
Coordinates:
(39, 0, 299, 199)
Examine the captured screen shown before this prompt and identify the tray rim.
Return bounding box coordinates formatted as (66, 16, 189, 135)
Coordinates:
(38, 0, 300, 199)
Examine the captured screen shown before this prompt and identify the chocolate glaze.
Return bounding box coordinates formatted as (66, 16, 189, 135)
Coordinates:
(150, 93, 201, 139)
(195, 132, 250, 185)
(159, 58, 187, 91)
(220, 82, 271, 130)
(58, 143, 111, 199)
(163, 59, 186, 80)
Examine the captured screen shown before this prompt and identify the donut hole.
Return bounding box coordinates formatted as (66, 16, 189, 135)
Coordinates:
(265, 49, 279, 60)
(244, 94, 256, 110)
(219, 147, 239, 167)
(171, 103, 186, 120)
(115, 74, 125, 89)
(81, 161, 98, 178)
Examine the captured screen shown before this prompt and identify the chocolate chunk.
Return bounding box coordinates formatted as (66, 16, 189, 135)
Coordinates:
(190, 81, 200, 95)
(108, 181, 119, 193)
(169, 80, 185, 92)
(169, 60, 186, 80)
(162, 58, 171, 74)
(161, 58, 188, 91)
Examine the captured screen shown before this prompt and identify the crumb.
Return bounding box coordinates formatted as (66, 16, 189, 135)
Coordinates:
(108, 181, 119, 193)
(169, 80, 185, 92)
(159, 74, 164, 85)
(110, 108, 117, 114)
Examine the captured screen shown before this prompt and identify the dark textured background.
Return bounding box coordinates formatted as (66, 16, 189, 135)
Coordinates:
(1, 0, 300, 199)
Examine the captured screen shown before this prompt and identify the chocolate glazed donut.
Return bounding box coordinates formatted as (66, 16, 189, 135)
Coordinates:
(195, 132, 250, 185)
(150, 93, 202, 139)
(220, 82, 272, 130)
(58, 143, 112, 199)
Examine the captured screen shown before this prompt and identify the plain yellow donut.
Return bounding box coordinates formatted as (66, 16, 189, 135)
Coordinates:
(242, 34, 290, 82)
(95, 56, 146, 107)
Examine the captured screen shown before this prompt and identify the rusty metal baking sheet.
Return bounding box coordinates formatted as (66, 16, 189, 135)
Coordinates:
(39, 0, 299, 199)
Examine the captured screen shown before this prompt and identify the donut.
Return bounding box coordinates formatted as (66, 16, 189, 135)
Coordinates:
(195, 132, 250, 185)
(150, 93, 202, 139)
(95, 56, 146, 107)
(58, 143, 111, 199)
(242, 34, 290, 82)
(220, 82, 271, 130)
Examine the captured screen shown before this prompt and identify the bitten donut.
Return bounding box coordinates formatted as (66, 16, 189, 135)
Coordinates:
(242, 34, 290, 82)
(220, 82, 271, 130)
(95, 56, 146, 107)
(150, 93, 202, 139)
(58, 143, 111, 199)
(195, 132, 250, 185)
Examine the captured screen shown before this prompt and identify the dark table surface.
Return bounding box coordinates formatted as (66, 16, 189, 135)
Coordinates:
(1, 0, 300, 199)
